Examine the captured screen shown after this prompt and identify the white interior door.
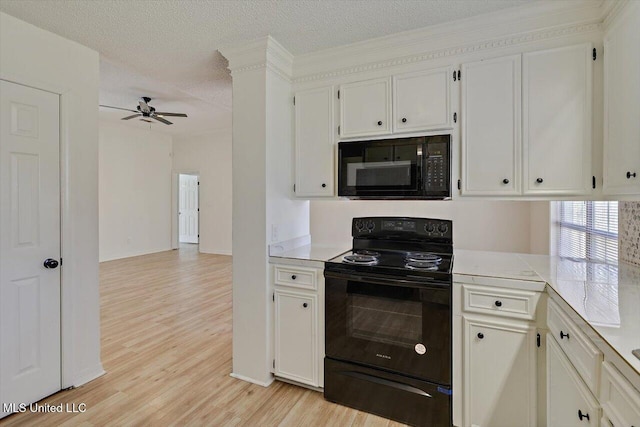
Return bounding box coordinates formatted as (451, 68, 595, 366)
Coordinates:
(178, 174, 198, 244)
(0, 80, 61, 416)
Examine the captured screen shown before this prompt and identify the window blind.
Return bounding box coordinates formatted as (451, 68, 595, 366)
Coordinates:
(556, 201, 618, 264)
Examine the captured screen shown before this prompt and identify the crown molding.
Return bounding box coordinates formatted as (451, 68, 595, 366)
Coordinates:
(292, 0, 605, 82)
(219, 35, 293, 80)
(602, 0, 632, 30)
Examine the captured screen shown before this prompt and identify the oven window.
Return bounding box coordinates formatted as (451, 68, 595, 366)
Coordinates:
(348, 294, 422, 349)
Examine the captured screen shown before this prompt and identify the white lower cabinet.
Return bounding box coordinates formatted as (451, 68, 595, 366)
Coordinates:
(274, 289, 318, 386)
(462, 316, 537, 427)
(547, 333, 600, 426)
(272, 263, 324, 388)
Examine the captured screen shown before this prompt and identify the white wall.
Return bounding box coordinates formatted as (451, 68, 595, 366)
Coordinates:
(0, 12, 102, 387)
(99, 122, 173, 261)
(529, 201, 551, 254)
(311, 200, 548, 254)
(173, 127, 233, 255)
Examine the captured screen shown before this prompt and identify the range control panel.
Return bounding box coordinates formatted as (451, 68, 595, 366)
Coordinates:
(352, 217, 452, 241)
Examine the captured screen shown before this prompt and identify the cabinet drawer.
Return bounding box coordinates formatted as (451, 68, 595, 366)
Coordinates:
(274, 265, 317, 290)
(462, 283, 540, 320)
(600, 361, 640, 427)
(548, 298, 603, 395)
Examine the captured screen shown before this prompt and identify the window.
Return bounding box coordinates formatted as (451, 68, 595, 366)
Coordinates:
(556, 201, 618, 264)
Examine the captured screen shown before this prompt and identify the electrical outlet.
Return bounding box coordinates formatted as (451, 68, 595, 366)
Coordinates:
(271, 225, 279, 243)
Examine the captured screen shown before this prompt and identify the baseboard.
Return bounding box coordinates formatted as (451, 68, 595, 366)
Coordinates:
(199, 248, 232, 256)
(68, 364, 106, 388)
(99, 247, 172, 262)
(229, 372, 274, 387)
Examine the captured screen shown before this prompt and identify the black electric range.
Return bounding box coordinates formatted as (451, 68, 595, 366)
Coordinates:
(324, 217, 453, 427)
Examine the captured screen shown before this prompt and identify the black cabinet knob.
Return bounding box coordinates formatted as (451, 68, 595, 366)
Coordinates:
(401, 118, 407, 123)
(303, 302, 308, 308)
(502, 178, 510, 184)
(377, 121, 383, 126)
(578, 409, 590, 421)
(321, 183, 326, 188)
(627, 171, 637, 179)
(477, 332, 484, 339)
(536, 178, 544, 183)
(43, 258, 59, 269)
(560, 330, 570, 340)
(291, 275, 296, 280)
(495, 300, 502, 307)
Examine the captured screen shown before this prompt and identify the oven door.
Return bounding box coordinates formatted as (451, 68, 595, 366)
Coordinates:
(338, 138, 423, 198)
(325, 271, 451, 385)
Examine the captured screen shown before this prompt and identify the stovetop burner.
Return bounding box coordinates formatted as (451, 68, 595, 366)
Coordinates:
(405, 260, 439, 270)
(405, 252, 442, 264)
(354, 250, 381, 257)
(342, 254, 378, 265)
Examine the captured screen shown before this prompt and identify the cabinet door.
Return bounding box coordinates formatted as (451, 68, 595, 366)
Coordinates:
(393, 67, 452, 132)
(461, 55, 521, 195)
(603, 2, 640, 195)
(523, 44, 592, 195)
(294, 86, 335, 197)
(462, 316, 536, 427)
(339, 77, 391, 138)
(547, 334, 600, 427)
(274, 289, 318, 386)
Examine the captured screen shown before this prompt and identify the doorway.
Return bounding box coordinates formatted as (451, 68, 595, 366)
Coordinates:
(178, 173, 199, 247)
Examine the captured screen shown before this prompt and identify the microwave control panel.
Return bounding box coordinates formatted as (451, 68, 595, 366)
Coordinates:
(424, 141, 450, 192)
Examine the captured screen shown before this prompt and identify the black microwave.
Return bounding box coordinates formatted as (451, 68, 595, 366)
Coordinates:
(338, 135, 451, 199)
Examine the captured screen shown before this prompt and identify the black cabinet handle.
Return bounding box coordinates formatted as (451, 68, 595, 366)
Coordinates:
(627, 171, 637, 179)
(302, 302, 308, 308)
(502, 178, 509, 184)
(377, 121, 383, 126)
(578, 409, 590, 421)
(536, 178, 544, 183)
(401, 118, 407, 123)
(477, 332, 484, 339)
(560, 331, 570, 340)
(321, 183, 326, 188)
(291, 275, 296, 280)
(495, 300, 502, 307)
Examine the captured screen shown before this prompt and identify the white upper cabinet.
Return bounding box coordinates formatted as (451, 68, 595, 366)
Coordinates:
(461, 44, 593, 197)
(294, 86, 335, 197)
(461, 55, 521, 196)
(523, 43, 592, 195)
(393, 67, 452, 132)
(339, 77, 392, 138)
(603, 2, 640, 195)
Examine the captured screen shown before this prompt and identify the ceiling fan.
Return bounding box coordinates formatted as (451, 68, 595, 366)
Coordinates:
(99, 97, 187, 125)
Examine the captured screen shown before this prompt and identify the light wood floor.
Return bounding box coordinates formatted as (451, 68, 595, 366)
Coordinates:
(2, 245, 406, 426)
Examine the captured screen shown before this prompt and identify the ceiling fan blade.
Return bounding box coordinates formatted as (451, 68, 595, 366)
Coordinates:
(121, 114, 141, 120)
(151, 116, 173, 125)
(99, 105, 138, 113)
(140, 118, 153, 123)
(155, 112, 188, 117)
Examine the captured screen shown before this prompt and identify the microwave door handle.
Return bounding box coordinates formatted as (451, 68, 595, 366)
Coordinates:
(417, 145, 424, 190)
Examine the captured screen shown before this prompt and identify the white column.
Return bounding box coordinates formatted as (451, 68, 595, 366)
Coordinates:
(221, 37, 310, 385)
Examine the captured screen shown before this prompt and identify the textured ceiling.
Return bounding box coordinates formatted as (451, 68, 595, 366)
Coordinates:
(1, 0, 539, 137)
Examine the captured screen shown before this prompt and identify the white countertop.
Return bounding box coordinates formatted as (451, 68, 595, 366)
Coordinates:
(455, 249, 640, 376)
(269, 244, 349, 264)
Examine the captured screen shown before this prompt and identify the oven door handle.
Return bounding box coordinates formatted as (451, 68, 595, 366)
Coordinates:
(324, 270, 449, 289)
(340, 371, 433, 398)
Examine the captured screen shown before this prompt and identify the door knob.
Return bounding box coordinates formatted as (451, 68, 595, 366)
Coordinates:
(43, 258, 59, 269)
